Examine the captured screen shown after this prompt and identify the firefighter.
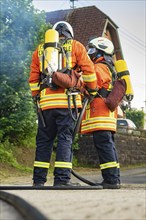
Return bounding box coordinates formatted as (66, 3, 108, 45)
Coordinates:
(29, 21, 97, 187)
(81, 37, 121, 189)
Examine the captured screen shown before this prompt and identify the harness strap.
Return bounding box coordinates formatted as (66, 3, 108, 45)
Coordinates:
(67, 89, 79, 121)
(43, 42, 60, 50)
(93, 60, 117, 98)
(96, 60, 117, 86)
(95, 87, 111, 98)
(117, 70, 129, 78)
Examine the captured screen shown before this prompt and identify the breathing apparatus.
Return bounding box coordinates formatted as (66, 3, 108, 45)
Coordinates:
(88, 37, 134, 102)
(87, 37, 134, 112)
(41, 29, 60, 89)
(44, 29, 59, 73)
(39, 22, 80, 120)
(52, 21, 81, 121)
(87, 47, 103, 61)
(115, 60, 134, 102)
(39, 21, 74, 89)
(53, 21, 74, 73)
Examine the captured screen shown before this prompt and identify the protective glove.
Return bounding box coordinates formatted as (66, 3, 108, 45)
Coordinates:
(79, 87, 97, 102)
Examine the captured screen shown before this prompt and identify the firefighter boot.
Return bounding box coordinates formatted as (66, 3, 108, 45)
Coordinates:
(33, 183, 45, 187)
(54, 181, 81, 187)
(101, 181, 121, 189)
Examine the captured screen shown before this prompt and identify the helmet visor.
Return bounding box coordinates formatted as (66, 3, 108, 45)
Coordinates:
(88, 48, 97, 55)
(55, 23, 72, 38)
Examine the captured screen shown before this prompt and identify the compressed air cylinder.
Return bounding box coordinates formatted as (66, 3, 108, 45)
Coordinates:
(115, 60, 134, 96)
(44, 29, 59, 74)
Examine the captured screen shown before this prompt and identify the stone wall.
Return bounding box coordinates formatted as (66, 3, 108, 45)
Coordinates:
(75, 134, 146, 167)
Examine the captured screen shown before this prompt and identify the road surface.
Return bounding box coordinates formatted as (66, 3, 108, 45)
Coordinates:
(1, 167, 146, 220)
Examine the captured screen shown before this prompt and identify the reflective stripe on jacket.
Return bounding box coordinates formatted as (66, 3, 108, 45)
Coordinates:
(80, 57, 117, 133)
(29, 39, 97, 110)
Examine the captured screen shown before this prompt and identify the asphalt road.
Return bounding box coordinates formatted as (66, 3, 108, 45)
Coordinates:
(73, 166, 146, 185)
(0, 167, 146, 220)
(120, 167, 146, 184)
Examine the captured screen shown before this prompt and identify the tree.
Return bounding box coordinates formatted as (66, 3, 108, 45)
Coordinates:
(126, 109, 145, 129)
(0, 0, 51, 142)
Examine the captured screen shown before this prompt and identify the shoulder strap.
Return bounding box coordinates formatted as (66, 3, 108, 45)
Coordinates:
(99, 61, 117, 82)
(95, 60, 117, 91)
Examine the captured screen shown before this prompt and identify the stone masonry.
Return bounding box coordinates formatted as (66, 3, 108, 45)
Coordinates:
(75, 134, 146, 167)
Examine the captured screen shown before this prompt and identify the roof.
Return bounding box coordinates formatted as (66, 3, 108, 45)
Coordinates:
(46, 9, 73, 25)
(46, 6, 123, 59)
(46, 6, 117, 45)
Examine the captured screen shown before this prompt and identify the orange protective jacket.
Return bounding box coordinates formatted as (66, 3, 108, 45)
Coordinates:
(80, 57, 117, 134)
(29, 39, 97, 110)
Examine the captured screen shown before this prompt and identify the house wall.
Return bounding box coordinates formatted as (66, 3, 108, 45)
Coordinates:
(103, 29, 112, 40)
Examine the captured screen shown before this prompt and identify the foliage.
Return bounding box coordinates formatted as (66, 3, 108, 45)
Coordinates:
(0, 139, 16, 165)
(0, 0, 52, 143)
(72, 134, 80, 150)
(0, 139, 32, 171)
(126, 108, 145, 129)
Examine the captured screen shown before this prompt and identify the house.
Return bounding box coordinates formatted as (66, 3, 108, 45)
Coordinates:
(46, 5, 124, 60)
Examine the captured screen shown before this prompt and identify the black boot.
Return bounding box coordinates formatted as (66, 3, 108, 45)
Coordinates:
(101, 181, 121, 189)
(33, 183, 44, 187)
(54, 181, 81, 187)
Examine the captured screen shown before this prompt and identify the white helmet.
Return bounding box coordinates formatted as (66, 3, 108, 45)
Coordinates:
(88, 37, 114, 55)
(52, 21, 74, 38)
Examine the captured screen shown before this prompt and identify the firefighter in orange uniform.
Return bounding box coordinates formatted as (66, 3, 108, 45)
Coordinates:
(81, 37, 121, 189)
(29, 21, 97, 187)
